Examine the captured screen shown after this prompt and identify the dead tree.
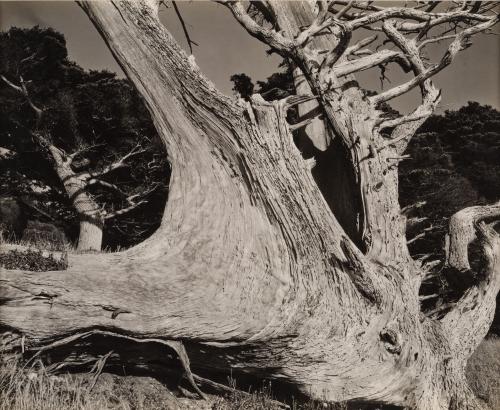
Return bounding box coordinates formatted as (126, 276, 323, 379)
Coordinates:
(0, 75, 152, 251)
(1, 2, 499, 409)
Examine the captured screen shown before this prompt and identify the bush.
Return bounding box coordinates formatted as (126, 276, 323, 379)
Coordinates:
(21, 221, 68, 251)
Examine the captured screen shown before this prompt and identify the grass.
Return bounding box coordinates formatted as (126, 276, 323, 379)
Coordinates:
(466, 335, 500, 410)
(0, 355, 349, 410)
(1, 339, 498, 410)
(0, 249, 67, 271)
(0, 356, 128, 410)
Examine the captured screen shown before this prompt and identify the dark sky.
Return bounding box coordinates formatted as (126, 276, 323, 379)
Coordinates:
(1, 1, 499, 113)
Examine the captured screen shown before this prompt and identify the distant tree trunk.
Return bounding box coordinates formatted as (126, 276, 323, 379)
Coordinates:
(45, 145, 104, 251)
(77, 219, 103, 251)
(1, 2, 499, 409)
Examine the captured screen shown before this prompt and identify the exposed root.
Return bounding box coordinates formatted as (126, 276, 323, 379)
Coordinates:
(27, 329, 207, 399)
(88, 350, 113, 391)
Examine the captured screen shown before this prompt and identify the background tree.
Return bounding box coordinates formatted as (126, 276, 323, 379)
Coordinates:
(399, 102, 500, 331)
(1, 2, 499, 409)
(0, 27, 169, 250)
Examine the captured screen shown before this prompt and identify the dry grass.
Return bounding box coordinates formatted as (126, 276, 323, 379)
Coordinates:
(0, 357, 128, 410)
(467, 335, 500, 410)
(0, 248, 67, 271)
(0, 355, 349, 410)
(2, 343, 499, 410)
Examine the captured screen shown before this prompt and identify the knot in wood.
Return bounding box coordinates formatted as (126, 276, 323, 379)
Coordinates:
(380, 327, 402, 355)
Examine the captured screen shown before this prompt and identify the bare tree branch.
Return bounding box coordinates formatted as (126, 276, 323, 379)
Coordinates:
(377, 109, 432, 133)
(0, 146, 16, 160)
(335, 1, 355, 19)
(0, 74, 23, 93)
(224, 1, 293, 55)
(1, 75, 43, 126)
(88, 178, 128, 197)
(334, 49, 403, 76)
(329, 1, 383, 13)
(418, 34, 459, 49)
(344, 34, 378, 56)
(103, 198, 147, 220)
(401, 201, 426, 216)
(348, 8, 491, 31)
(171, 1, 198, 55)
(445, 200, 500, 272)
(89, 145, 146, 178)
(442, 220, 500, 354)
(68, 143, 105, 161)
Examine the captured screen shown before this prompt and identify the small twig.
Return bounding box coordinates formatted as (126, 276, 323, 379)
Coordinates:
(172, 1, 198, 54)
(336, 0, 355, 19)
(401, 201, 427, 215)
(419, 293, 439, 302)
(289, 118, 313, 131)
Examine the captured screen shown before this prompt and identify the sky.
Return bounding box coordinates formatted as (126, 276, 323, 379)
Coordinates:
(0, 1, 499, 113)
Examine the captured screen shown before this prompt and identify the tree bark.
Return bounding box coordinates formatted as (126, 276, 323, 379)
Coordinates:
(76, 218, 103, 252)
(1, 2, 498, 409)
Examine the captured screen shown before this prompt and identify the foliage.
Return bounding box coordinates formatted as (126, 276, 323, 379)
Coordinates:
(399, 102, 500, 326)
(0, 26, 170, 249)
(21, 220, 68, 250)
(0, 249, 67, 271)
(230, 73, 254, 100)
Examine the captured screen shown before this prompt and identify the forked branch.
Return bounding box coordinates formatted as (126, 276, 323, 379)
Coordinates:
(224, 1, 294, 55)
(442, 218, 500, 354)
(88, 145, 146, 178)
(1, 75, 43, 127)
(372, 15, 499, 105)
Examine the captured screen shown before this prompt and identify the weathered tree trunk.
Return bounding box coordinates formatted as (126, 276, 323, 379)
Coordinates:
(1, 2, 499, 409)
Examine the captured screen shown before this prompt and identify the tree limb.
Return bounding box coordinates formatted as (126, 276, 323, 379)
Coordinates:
(89, 145, 146, 178)
(224, 1, 294, 55)
(442, 220, 500, 355)
(103, 199, 147, 220)
(1, 75, 43, 126)
(171, 1, 198, 55)
(334, 49, 403, 77)
(344, 34, 378, 56)
(0, 146, 16, 160)
(335, 1, 355, 19)
(68, 143, 105, 161)
(348, 8, 491, 31)
(401, 201, 426, 216)
(445, 200, 500, 272)
(88, 178, 128, 197)
(377, 109, 433, 132)
(376, 16, 500, 106)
